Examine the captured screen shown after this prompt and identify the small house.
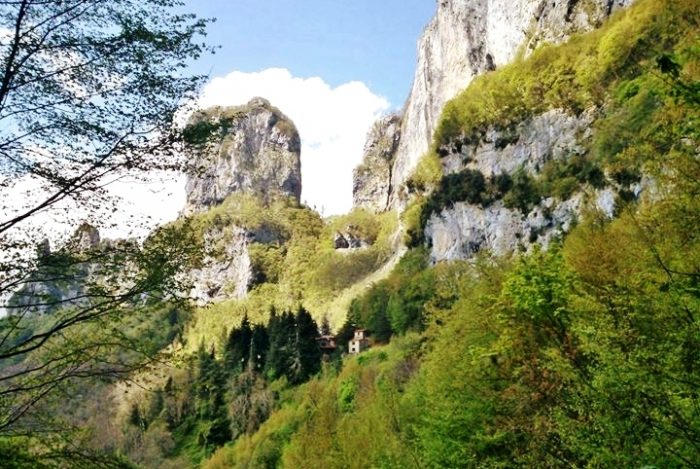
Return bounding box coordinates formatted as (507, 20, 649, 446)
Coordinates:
(348, 329, 369, 354)
(316, 335, 337, 352)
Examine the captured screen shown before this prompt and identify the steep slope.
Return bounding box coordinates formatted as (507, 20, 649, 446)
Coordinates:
(354, 0, 633, 210)
(182, 99, 303, 303)
(352, 115, 401, 212)
(409, 0, 674, 262)
(201, 1, 699, 466)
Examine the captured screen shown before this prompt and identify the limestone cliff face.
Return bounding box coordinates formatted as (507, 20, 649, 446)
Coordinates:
(7, 224, 123, 314)
(188, 225, 252, 304)
(183, 98, 302, 304)
(441, 109, 595, 178)
(369, 0, 632, 209)
(352, 115, 402, 212)
(184, 98, 302, 214)
(425, 108, 620, 263)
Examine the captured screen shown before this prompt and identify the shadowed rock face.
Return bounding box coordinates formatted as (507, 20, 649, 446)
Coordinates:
(425, 108, 622, 263)
(188, 225, 253, 305)
(352, 115, 402, 213)
(182, 98, 302, 303)
(183, 98, 302, 214)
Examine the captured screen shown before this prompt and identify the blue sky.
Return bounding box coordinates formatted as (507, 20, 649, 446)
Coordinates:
(72, 1, 436, 234)
(167, 0, 437, 216)
(1, 2, 437, 243)
(184, 0, 434, 108)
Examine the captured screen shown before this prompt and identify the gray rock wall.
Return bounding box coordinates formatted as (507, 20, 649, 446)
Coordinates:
(425, 108, 619, 262)
(382, 0, 633, 208)
(441, 109, 595, 178)
(184, 98, 302, 214)
(352, 115, 402, 212)
(188, 225, 253, 304)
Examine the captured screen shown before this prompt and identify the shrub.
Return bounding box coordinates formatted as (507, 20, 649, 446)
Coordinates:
(502, 169, 541, 213)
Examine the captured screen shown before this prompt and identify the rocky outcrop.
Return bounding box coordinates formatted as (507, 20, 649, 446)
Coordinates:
(428, 187, 617, 262)
(71, 223, 101, 251)
(441, 109, 595, 178)
(333, 227, 371, 250)
(187, 219, 292, 305)
(427, 197, 577, 261)
(425, 108, 620, 262)
(385, 0, 633, 208)
(188, 226, 253, 304)
(182, 98, 302, 303)
(184, 98, 302, 214)
(8, 224, 106, 314)
(352, 115, 402, 212)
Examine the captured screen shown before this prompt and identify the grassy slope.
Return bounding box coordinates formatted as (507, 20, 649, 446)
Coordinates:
(180, 193, 401, 352)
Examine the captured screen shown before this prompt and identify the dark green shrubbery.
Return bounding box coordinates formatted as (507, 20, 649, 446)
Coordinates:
(408, 161, 597, 247)
(502, 168, 541, 213)
(407, 154, 607, 248)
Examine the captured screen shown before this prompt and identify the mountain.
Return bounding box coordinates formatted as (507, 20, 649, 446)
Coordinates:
(182, 98, 303, 303)
(184, 97, 302, 215)
(355, 0, 633, 213)
(196, 0, 699, 466)
(2, 0, 698, 467)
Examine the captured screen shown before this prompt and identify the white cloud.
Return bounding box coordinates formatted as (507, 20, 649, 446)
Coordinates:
(198, 68, 390, 215)
(1, 68, 387, 248)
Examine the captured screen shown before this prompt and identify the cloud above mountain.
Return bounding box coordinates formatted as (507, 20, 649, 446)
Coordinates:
(198, 68, 390, 215)
(1, 69, 389, 244)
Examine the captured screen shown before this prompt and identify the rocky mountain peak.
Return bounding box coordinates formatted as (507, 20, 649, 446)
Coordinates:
(183, 98, 302, 214)
(70, 222, 100, 251)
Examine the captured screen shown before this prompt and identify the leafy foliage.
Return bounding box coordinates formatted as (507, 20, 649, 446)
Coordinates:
(192, 2, 700, 467)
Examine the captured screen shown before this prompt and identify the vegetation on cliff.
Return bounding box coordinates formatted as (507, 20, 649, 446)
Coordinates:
(1, 0, 698, 467)
(405, 0, 698, 246)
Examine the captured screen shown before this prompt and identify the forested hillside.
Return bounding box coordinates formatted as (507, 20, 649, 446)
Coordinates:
(0, 0, 698, 467)
(202, 1, 700, 466)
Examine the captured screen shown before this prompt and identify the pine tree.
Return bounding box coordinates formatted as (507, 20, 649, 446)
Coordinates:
(249, 324, 269, 372)
(145, 389, 164, 425)
(373, 309, 393, 343)
(320, 315, 332, 336)
(194, 344, 231, 450)
(336, 318, 356, 354)
(265, 309, 296, 381)
(224, 314, 252, 373)
(129, 403, 144, 432)
(289, 307, 322, 384)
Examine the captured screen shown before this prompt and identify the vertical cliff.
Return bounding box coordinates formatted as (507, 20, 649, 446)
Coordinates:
(184, 97, 302, 215)
(352, 115, 402, 212)
(354, 0, 633, 210)
(182, 98, 303, 303)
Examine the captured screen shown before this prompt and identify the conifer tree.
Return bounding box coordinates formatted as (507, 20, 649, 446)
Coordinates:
(249, 324, 270, 373)
(194, 344, 231, 449)
(335, 319, 356, 354)
(320, 315, 332, 336)
(224, 314, 252, 373)
(289, 307, 322, 384)
(265, 309, 296, 380)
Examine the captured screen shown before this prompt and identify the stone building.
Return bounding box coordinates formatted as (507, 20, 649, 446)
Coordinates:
(317, 335, 337, 352)
(348, 329, 369, 354)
